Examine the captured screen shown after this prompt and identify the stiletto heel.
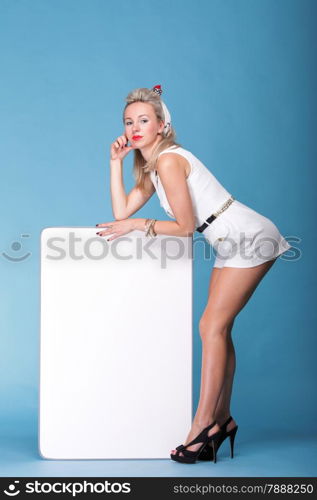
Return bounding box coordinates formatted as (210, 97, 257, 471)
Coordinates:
(211, 439, 217, 463)
(198, 415, 238, 461)
(229, 425, 238, 458)
(206, 428, 222, 463)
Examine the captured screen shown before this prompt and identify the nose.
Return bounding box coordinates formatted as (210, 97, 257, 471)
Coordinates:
(132, 124, 140, 134)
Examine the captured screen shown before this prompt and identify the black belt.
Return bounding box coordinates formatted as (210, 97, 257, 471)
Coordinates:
(196, 215, 217, 233)
(196, 196, 235, 233)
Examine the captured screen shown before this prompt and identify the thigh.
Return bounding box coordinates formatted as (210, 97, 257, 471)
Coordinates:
(202, 259, 277, 328)
(206, 267, 234, 334)
(208, 266, 222, 296)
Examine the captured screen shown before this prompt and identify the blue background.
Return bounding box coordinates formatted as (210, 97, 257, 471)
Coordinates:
(0, 0, 316, 477)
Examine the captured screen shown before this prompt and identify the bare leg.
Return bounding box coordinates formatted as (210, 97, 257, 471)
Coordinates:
(214, 320, 235, 423)
(171, 270, 236, 454)
(171, 258, 277, 456)
(207, 269, 236, 423)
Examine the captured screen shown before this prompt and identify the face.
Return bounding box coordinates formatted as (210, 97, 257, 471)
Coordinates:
(124, 102, 164, 149)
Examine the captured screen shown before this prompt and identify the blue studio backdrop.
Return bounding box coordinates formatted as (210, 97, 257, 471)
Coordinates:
(0, 0, 316, 477)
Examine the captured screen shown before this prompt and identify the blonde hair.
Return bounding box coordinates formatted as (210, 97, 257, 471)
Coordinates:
(123, 87, 182, 194)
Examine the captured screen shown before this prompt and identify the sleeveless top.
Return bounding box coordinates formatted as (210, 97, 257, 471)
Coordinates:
(149, 145, 232, 228)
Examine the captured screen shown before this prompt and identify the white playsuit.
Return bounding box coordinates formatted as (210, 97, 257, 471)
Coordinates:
(149, 145, 291, 268)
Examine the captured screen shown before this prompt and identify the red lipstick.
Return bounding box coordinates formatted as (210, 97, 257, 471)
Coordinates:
(132, 135, 143, 141)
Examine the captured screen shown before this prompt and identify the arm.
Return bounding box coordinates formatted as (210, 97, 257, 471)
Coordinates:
(110, 158, 155, 220)
(132, 153, 196, 237)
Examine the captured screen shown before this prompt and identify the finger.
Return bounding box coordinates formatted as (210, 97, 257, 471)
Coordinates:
(97, 232, 116, 240)
(95, 223, 113, 227)
(96, 231, 110, 237)
(96, 227, 116, 235)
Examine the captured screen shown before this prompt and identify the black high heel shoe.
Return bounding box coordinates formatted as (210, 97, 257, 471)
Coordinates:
(198, 415, 238, 461)
(170, 421, 223, 464)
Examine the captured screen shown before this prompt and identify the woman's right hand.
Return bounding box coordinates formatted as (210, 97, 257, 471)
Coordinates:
(110, 134, 134, 161)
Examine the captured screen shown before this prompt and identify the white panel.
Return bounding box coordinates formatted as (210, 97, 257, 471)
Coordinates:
(39, 227, 193, 459)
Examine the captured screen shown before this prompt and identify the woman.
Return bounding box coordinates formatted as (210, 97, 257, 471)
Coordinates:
(96, 85, 291, 464)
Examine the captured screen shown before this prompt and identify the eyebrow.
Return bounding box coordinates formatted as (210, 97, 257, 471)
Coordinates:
(124, 114, 149, 120)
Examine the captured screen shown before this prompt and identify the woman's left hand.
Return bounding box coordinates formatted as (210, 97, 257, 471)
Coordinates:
(96, 219, 135, 241)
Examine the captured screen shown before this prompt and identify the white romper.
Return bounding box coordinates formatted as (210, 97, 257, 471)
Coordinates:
(149, 145, 291, 268)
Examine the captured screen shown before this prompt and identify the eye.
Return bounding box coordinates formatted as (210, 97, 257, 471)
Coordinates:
(125, 119, 148, 125)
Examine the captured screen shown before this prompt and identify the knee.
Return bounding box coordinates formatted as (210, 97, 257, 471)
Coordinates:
(199, 316, 232, 341)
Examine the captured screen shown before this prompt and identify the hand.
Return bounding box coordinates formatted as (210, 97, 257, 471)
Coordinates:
(110, 134, 134, 161)
(96, 218, 135, 241)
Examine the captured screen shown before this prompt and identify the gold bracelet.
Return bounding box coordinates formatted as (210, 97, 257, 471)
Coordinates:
(145, 218, 153, 237)
(144, 218, 151, 235)
(151, 219, 157, 238)
(149, 219, 157, 237)
(145, 218, 157, 238)
(146, 219, 155, 237)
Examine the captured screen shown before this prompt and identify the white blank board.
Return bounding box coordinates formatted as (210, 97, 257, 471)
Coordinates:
(39, 227, 193, 459)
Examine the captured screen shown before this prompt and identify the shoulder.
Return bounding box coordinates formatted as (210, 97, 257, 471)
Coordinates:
(157, 149, 190, 180)
(157, 151, 182, 166)
(156, 153, 187, 180)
